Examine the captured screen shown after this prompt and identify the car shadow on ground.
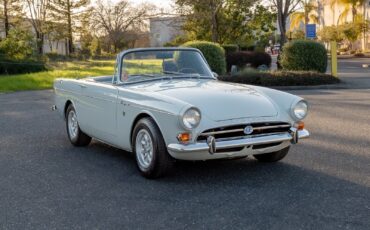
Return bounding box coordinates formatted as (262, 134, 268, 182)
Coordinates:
(71, 140, 370, 228)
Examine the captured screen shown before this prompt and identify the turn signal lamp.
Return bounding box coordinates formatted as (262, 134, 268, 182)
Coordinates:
(177, 133, 191, 143)
(294, 121, 305, 130)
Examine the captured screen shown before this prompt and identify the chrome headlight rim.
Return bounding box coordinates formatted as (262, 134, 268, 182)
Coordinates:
(180, 107, 201, 130)
(291, 100, 308, 121)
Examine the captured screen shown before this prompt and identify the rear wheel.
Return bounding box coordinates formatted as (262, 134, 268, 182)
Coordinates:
(66, 104, 91, 146)
(132, 118, 173, 178)
(253, 146, 290, 162)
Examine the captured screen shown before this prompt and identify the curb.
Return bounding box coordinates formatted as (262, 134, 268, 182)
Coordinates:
(270, 83, 349, 91)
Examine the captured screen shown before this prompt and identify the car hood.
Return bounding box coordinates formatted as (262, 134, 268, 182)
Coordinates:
(126, 79, 278, 121)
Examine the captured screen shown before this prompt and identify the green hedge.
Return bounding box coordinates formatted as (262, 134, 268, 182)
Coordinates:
(182, 40, 226, 75)
(280, 40, 328, 73)
(218, 70, 340, 86)
(0, 58, 47, 75)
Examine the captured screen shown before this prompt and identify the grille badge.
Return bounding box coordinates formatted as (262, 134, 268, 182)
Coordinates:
(244, 125, 254, 135)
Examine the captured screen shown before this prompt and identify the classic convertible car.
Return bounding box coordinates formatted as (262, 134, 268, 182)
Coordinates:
(53, 47, 309, 178)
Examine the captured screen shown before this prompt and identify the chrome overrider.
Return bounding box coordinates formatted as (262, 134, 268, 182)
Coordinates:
(167, 128, 309, 154)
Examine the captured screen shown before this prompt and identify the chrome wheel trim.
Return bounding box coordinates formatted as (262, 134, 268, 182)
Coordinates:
(135, 129, 154, 169)
(68, 110, 78, 139)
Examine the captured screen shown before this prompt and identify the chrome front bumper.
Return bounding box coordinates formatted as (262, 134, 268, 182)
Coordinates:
(167, 129, 309, 153)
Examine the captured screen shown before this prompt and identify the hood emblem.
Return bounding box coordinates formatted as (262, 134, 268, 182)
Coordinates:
(244, 125, 254, 135)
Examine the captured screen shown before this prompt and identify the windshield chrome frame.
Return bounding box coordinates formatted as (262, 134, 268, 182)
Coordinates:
(113, 47, 216, 85)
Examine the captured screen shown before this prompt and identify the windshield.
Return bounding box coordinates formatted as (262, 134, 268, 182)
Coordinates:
(120, 50, 214, 83)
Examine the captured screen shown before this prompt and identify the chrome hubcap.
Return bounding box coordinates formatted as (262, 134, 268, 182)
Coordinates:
(68, 110, 78, 139)
(135, 129, 153, 169)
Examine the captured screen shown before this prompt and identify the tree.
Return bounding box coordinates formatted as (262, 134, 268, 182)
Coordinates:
(342, 17, 369, 50)
(0, 28, 35, 60)
(318, 25, 345, 43)
(0, 0, 22, 37)
(247, 5, 276, 48)
(271, 0, 302, 45)
(25, 0, 50, 54)
(176, 0, 226, 43)
(90, 0, 151, 53)
(175, 0, 272, 45)
(337, 0, 366, 23)
(48, 0, 90, 54)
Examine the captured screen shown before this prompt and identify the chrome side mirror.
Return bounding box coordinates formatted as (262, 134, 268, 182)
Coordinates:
(212, 72, 219, 78)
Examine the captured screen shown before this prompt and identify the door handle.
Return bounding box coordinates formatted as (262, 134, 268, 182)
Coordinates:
(78, 84, 87, 89)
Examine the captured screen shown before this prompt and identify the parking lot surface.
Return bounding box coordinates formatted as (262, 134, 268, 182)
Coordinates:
(0, 89, 369, 229)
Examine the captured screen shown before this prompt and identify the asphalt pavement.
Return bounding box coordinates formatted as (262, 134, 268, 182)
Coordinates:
(0, 87, 369, 229)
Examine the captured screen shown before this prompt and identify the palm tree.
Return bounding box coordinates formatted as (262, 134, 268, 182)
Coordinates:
(337, 0, 367, 24)
(289, 0, 319, 34)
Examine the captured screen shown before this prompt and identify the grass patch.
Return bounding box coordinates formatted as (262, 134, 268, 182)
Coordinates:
(0, 60, 115, 93)
(123, 59, 163, 75)
(219, 69, 340, 86)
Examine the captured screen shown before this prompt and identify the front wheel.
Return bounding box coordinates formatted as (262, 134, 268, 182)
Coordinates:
(132, 118, 173, 178)
(253, 146, 290, 162)
(65, 104, 92, 147)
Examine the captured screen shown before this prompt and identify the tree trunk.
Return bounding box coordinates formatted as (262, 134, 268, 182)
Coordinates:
(304, 10, 309, 36)
(36, 31, 44, 54)
(278, 11, 287, 45)
(65, 38, 68, 55)
(49, 39, 53, 52)
(352, 4, 357, 22)
(210, 0, 220, 43)
(211, 11, 218, 42)
(67, 0, 73, 54)
(3, 0, 9, 37)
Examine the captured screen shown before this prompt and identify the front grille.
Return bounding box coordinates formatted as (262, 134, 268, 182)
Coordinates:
(197, 122, 291, 142)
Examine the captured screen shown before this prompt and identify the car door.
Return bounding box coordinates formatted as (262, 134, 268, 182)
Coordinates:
(77, 80, 119, 143)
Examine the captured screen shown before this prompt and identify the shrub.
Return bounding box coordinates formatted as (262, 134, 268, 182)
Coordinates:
(0, 58, 46, 75)
(226, 51, 272, 71)
(90, 37, 101, 57)
(250, 52, 272, 68)
(240, 45, 256, 51)
(91, 53, 116, 60)
(226, 51, 253, 71)
(182, 40, 226, 75)
(45, 52, 69, 61)
(222, 44, 239, 56)
(354, 53, 365, 57)
(218, 70, 340, 86)
(0, 28, 35, 60)
(280, 40, 328, 73)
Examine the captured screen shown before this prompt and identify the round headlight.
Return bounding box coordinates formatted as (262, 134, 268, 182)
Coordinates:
(292, 100, 308, 120)
(182, 108, 201, 129)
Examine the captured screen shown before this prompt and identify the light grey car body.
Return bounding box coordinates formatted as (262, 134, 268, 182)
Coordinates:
(53, 47, 309, 161)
